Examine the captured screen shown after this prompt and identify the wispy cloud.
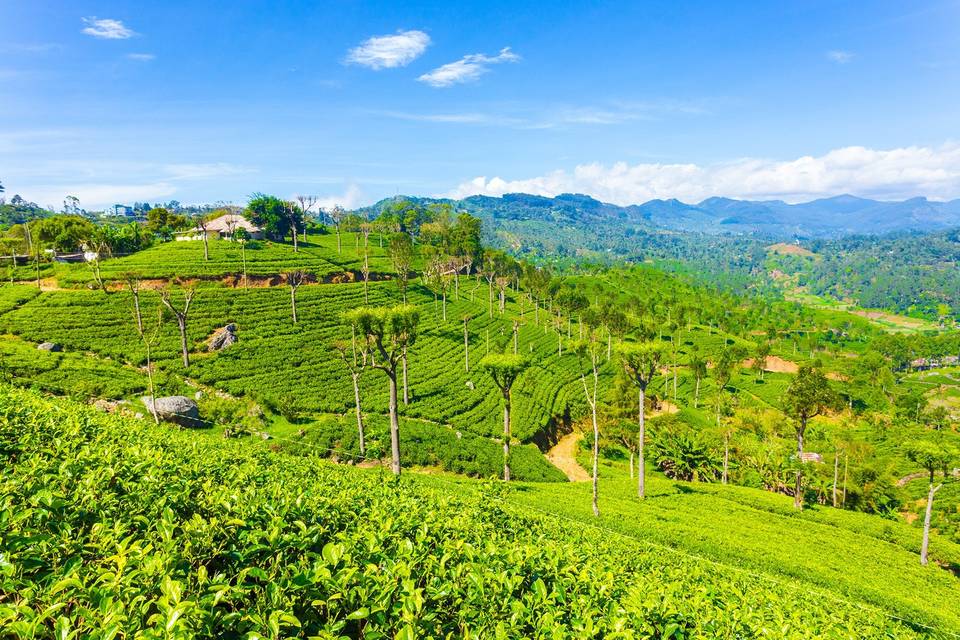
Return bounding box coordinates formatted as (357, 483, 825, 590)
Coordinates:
(0, 42, 61, 53)
(827, 50, 854, 64)
(418, 47, 519, 87)
(374, 99, 708, 129)
(372, 110, 522, 125)
(445, 143, 960, 204)
(162, 163, 253, 180)
(82, 17, 136, 40)
(127, 53, 155, 62)
(346, 30, 430, 70)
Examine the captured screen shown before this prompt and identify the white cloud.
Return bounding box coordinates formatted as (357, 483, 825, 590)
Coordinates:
(444, 143, 960, 204)
(418, 47, 520, 87)
(314, 184, 365, 210)
(374, 100, 707, 128)
(346, 30, 430, 69)
(827, 50, 854, 64)
(81, 17, 136, 40)
(127, 53, 155, 61)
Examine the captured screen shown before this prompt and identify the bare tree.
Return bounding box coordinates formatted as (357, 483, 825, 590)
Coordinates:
(333, 340, 367, 456)
(195, 216, 211, 261)
(295, 194, 317, 244)
(388, 233, 414, 303)
(463, 314, 471, 371)
(285, 201, 301, 253)
(127, 277, 161, 424)
(361, 245, 370, 304)
(904, 440, 957, 565)
(576, 336, 603, 517)
(330, 205, 345, 253)
(283, 270, 307, 324)
(22, 222, 40, 289)
(159, 284, 197, 368)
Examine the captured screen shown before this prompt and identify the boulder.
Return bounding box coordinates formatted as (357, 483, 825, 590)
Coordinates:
(208, 323, 238, 351)
(37, 342, 63, 352)
(141, 395, 203, 428)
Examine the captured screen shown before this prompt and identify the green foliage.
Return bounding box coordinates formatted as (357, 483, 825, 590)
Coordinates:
(0, 385, 949, 638)
(478, 353, 529, 391)
(246, 193, 300, 241)
(783, 364, 838, 427)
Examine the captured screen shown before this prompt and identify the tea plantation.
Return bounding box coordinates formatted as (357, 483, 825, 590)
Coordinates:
(2, 385, 956, 638)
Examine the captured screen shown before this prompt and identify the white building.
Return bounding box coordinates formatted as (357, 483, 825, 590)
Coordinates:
(175, 213, 264, 241)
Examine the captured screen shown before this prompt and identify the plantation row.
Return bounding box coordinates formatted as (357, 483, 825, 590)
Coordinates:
(49, 232, 397, 287)
(0, 385, 944, 638)
(513, 462, 960, 632)
(0, 282, 614, 442)
(0, 274, 793, 442)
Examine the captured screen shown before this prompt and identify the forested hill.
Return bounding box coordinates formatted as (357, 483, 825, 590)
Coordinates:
(360, 192, 960, 240)
(358, 195, 960, 320)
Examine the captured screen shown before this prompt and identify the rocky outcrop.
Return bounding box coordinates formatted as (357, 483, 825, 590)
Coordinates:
(141, 395, 203, 428)
(207, 324, 238, 351)
(37, 342, 63, 352)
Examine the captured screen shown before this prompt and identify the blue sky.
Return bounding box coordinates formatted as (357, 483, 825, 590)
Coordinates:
(2, 0, 959, 210)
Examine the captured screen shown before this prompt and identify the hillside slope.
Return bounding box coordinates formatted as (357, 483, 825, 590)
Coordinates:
(2, 386, 957, 638)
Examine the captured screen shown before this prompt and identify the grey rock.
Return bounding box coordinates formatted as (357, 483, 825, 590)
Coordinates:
(208, 323, 238, 351)
(141, 395, 202, 428)
(37, 342, 63, 352)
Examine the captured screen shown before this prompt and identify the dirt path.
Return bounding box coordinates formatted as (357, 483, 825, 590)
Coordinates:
(546, 432, 590, 482)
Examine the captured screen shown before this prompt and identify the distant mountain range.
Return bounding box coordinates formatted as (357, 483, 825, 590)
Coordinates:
(363, 192, 960, 239)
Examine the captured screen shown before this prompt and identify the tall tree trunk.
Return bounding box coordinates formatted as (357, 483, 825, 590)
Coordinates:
(794, 425, 805, 509)
(388, 372, 401, 475)
(832, 452, 839, 507)
(241, 243, 247, 288)
(722, 432, 730, 484)
(694, 377, 701, 408)
(638, 387, 646, 499)
(290, 286, 298, 324)
(842, 453, 848, 506)
(402, 346, 409, 405)
(920, 483, 942, 565)
(292, 225, 298, 252)
(629, 451, 634, 479)
(336, 226, 341, 253)
(503, 393, 511, 481)
(591, 387, 600, 517)
(145, 343, 158, 424)
(203, 234, 209, 261)
(177, 318, 189, 367)
(353, 372, 365, 456)
(673, 360, 678, 403)
(442, 289, 447, 322)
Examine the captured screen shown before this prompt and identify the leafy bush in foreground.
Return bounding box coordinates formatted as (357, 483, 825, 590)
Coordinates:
(0, 386, 940, 638)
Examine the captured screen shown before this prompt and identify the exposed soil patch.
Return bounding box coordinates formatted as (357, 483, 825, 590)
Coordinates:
(546, 432, 590, 482)
(742, 355, 799, 374)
